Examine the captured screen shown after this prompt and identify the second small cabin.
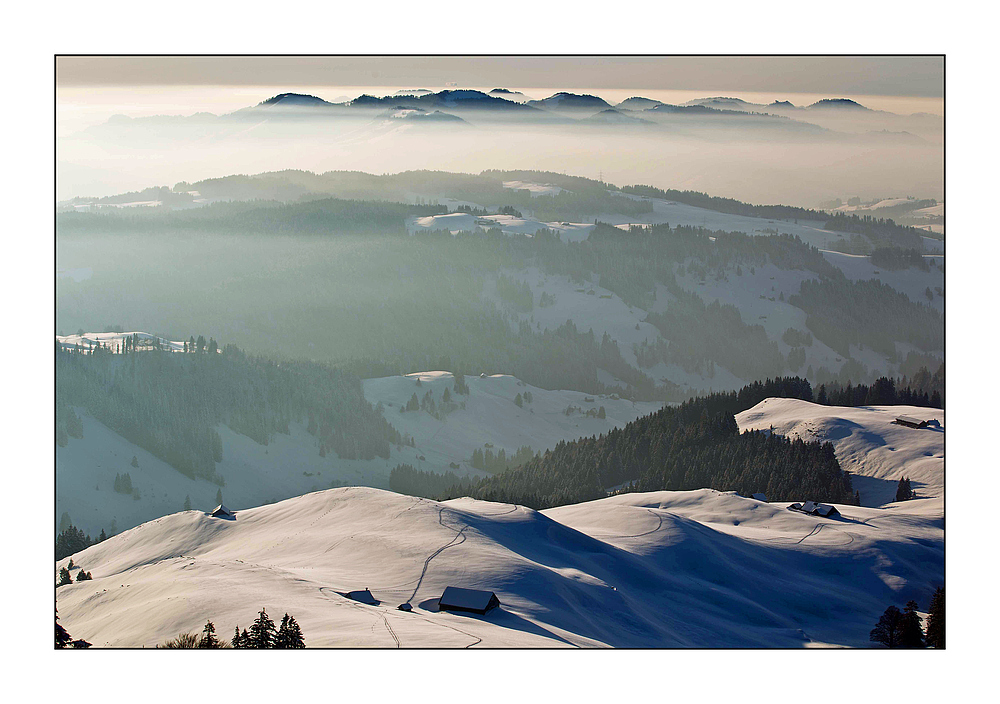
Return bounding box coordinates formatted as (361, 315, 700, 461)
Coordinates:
(895, 415, 928, 429)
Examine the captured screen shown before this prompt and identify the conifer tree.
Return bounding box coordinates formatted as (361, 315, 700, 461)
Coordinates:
(247, 607, 276, 648)
(895, 477, 913, 501)
(900, 600, 925, 648)
(870, 605, 904, 648)
(184, 495, 192, 511)
(197, 620, 220, 648)
(57, 567, 73, 587)
(232, 625, 243, 648)
(56, 609, 72, 648)
(925, 587, 945, 648)
(275, 613, 306, 648)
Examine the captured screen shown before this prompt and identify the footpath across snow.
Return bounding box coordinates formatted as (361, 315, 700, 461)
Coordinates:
(57, 485, 942, 648)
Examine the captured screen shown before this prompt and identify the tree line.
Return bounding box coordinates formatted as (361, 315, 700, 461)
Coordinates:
(56, 339, 402, 485)
(439, 377, 854, 509)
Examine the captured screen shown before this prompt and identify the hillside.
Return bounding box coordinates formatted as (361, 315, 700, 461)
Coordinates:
(55, 486, 943, 648)
(736, 398, 943, 507)
(56, 356, 660, 536)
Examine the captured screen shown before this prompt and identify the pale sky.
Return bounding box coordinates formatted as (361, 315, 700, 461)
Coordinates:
(56, 56, 944, 98)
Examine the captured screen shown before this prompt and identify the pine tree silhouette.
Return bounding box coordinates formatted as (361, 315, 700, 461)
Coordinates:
(247, 608, 276, 648)
(56, 609, 72, 648)
(870, 605, 904, 648)
(197, 620, 220, 648)
(275, 613, 306, 648)
(899, 600, 925, 648)
(925, 587, 945, 648)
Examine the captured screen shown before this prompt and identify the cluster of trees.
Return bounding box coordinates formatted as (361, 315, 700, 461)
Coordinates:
(441, 377, 852, 509)
(57, 558, 94, 586)
(823, 213, 924, 249)
(56, 523, 108, 561)
(642, 291, 785, 381)
(791, 278, 943, 359)
(495, 274, 533, 312)
(619, 184, 825, 222)
(870, 246, 930, 272)
(113, 472, 138, 498)
(816, 365, 944, 408)
(870, 589, 944, 648)
(782, 327, 813, 348)
(58, 197, 445, 238)
(389, 463, 473, 499)
(895, 477, 915, 501)
(55, 395, 84, 447)
(232, 608, 305, 648)
(470, 445, 536, 473)
(56, 340, 402, 484)
(398, 387, 460, 419)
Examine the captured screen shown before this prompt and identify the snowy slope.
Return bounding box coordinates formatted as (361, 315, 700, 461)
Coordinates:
(407, 211, 594, 241)
(608, 192, 843, 250)
(56, 486, 943, 648)
(821, 250, 944, 312)
(57, 369, 660, 536)
(736, 398, 943, 507)
(363, 371, 661, 470)
(56, 331, 187, 353)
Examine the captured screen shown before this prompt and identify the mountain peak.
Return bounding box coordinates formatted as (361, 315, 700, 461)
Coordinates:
(808, 98, 870, 111)
(256, 93, 335, 108)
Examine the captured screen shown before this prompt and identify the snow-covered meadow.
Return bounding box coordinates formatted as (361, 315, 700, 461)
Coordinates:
(56, 483, 943, 648)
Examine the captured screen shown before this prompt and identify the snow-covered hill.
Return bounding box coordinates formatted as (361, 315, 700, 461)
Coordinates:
(364, 372, 660, 473)
(57, 369, 661, 536)
(56, 486, 943, 648)
(736, 398, 943, 507)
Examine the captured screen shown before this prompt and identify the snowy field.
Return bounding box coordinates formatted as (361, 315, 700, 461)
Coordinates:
(56, 331, 187, 353)
(406, 211, 594, 242)
(822, 251, 944, 312)
(364, 371, 660, 475)
(56, 484, 943, 648)
(736, 398, 943, 507)
(57, 367, 660, 536)
(609, 192, 845, 250)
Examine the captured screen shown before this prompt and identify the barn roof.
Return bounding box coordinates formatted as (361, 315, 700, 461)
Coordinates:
(751, 493, 767, 502)
(439, 586, 499, 613)
(346, 589, 378, 605)
(814, 504, 840, 517)
(896, 415, 927, 426)
(800, 501, 818, 514)
(210, 504, 233, 517)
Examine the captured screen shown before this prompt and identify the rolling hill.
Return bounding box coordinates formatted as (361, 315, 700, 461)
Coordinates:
(55, 485, 943, 648)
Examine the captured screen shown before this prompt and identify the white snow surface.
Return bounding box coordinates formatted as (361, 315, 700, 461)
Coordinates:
(56, 331, 187, 353)
(407, 212, 593, 241)
(56, 486, 943, 648)
(364, 371, 661, 469)
(736, 398, 943, 507)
